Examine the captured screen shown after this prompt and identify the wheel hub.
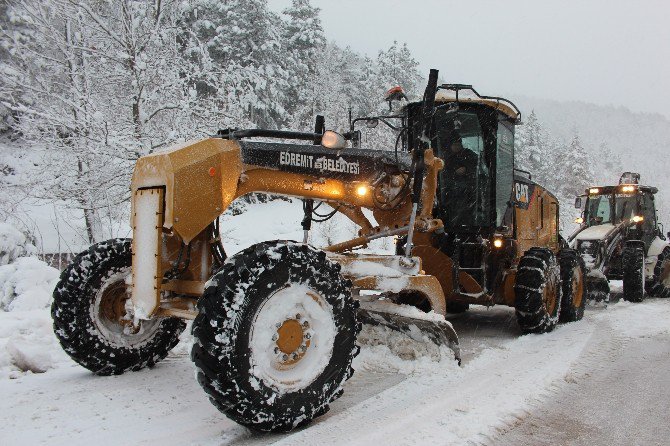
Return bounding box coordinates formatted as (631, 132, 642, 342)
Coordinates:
(274, 317, 311, 364)
(249, 284, 336, 393)
(99, 279, 139, 333)
(544, 268, 559, 315)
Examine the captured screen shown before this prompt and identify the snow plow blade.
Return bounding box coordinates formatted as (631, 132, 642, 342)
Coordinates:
(356, 300, 461, 364)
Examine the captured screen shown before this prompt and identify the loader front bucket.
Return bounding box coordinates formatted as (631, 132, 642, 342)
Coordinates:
(356, 299, 461, 364)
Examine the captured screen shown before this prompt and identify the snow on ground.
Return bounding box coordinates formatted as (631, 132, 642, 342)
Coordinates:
(1, 292, 668, 445)
(0, 204, 669, 445)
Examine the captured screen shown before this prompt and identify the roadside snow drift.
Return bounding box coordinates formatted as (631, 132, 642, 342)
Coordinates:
(0, 243, 63, 377)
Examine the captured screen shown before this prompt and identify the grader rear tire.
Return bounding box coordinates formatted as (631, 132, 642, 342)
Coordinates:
(191, 241, 359, 432)
(514, 248, 562, 334)
(622, 242, 646, 303)
(51, 239, 185, 375)
(558, 249, 587, 322)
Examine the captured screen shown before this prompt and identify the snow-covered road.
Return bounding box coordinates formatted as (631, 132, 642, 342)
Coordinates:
(2, 295, 668, 445)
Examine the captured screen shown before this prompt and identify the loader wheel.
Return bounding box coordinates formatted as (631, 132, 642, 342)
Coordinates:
(558, 249, 587, 322)
(514, 248, 562, 334)
(648, 245, 670, 298)
(191, 241, 359, 432)
(51, 239, 186, 375)
(622, 242, 646, 302)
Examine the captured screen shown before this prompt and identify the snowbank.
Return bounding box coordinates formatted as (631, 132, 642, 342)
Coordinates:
(0, 255, 64, 377)
(0, 256, 59, 311)
(0, 222, 36, 265)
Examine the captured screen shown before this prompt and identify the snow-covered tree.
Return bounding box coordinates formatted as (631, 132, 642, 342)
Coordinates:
(281, 0, 325, 130)
(185, 0, 290, 129)
(376, 41, 423, 100)
(515, 110, 552, 179)
(594, 141, 623, 184)
(1, 0, 220, 243)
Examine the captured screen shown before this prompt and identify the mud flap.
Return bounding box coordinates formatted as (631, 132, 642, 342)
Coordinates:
(356, 299, 461, 364)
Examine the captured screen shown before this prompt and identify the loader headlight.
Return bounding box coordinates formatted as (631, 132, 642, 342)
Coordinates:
(493, 238, 504, 248)
(589, 188, 600, 194)
(632, 215, 644, 223)
(575, 217, 584, 224)
(620, 185, 636, 193)
(321, 130, 346, 149)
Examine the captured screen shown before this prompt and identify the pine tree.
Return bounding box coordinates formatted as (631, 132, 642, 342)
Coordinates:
(376, 41, 423, 99)
(557, 132, 595, 196)
(281, 0, 325, 129)
(185, 0, 290, 129)
(595, 141, 622, 183)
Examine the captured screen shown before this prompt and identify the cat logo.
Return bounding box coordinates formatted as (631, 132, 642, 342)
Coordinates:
(513, 181, 534, 209)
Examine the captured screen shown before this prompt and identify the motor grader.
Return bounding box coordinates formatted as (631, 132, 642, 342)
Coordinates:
(570, 172, 670, 303)
(51, 69, 585, 432)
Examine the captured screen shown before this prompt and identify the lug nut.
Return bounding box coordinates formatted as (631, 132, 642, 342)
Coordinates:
(274, 347, 280, 354)
(300, 345, 307, 352)
(295, 313, 301, 320)
(282, 354, 289, 361)
(302, 321, 309, 327)
(304, 333, 311, 340)
(272, 334, 278, 341)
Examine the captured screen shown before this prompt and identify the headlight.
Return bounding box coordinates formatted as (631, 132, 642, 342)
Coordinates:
(321, 130, 346, 149)
(621, 185, 636, 193)
(589, 187, 600, 194)
(632, 215, 644, 223)
(355, 185, 369, 196)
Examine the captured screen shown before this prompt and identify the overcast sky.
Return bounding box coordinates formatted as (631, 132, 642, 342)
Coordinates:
(268, 0, 670, 118)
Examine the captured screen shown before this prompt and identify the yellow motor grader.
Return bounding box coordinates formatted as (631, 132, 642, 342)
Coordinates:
(51, 69, 585, 432)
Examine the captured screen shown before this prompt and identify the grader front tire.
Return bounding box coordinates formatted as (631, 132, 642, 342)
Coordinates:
(191, 241, 359, 432)
(51, 239, 185, 375)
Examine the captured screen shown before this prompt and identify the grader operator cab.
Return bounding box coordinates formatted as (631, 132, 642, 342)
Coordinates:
(570, 172, 670, 303)
(52, 69, 585, 432)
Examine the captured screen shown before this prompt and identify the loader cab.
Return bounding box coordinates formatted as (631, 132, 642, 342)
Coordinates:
(581, 182, 660, 249)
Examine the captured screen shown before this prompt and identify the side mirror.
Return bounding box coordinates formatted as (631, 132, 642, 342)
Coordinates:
(574, 197, 582, 209)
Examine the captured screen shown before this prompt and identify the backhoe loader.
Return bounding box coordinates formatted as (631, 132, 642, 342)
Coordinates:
(570, 172, 670, 303)
(51, 69, 585, 432)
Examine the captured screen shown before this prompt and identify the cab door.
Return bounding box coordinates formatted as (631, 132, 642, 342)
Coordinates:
(640, 193, 657, 249)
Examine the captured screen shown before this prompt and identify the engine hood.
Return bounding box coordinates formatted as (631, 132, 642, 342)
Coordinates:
(574, 223, 617, 241)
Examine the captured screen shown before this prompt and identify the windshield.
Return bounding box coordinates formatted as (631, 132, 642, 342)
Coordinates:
(585, 193, 638, 226)
(433, 109, 491, 228)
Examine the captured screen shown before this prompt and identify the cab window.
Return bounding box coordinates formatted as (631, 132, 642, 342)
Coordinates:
(585, 195, 611, 226)
(433, 109, 491, 228)
(496, 122, 514, 227)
